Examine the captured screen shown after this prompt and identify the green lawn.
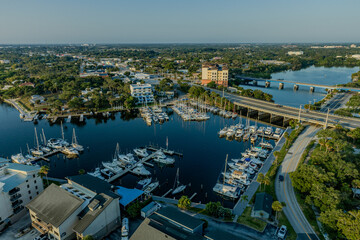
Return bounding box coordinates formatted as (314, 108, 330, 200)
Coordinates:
(237, 207, 267, 232)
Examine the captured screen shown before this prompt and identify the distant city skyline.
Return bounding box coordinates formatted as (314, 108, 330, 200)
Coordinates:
(0, 0, 359, 44)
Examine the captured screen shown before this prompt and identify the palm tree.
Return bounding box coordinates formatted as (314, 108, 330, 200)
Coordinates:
(263, 175, 270, 190)
(273, 151, 280, 165)
(272, 201, 283, 222)
(240, 195, 249, 203)
(257, 173, 265, 190)
(38, 165, 50, 186)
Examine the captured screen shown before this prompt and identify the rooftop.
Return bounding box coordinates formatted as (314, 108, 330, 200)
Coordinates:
(67, 174, 119, 199)
(253, 192, 273, 215)
(26, 184, 84, 228)
(141, 201, 158, 213)
(73, 193, 114, 234)
(7, 163, 40, 173)
(116, 186, 144, 207)
(153, 207, 204, 231)
(1, 173, 26, 192)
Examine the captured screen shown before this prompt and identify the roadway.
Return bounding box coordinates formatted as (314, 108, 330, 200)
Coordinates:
(320, 92, 352, 113)
(275, 126, 319, 240)
(199, 85, 360, 129)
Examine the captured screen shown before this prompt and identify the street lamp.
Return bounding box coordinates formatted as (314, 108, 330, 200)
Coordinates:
(298, 104, 303, 123)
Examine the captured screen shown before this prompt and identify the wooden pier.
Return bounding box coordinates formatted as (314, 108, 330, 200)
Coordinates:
(146, 146, 183, 157)
(32, 149, 62, 162)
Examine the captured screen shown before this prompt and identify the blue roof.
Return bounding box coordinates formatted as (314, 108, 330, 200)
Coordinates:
(116, 186, 144, 207)
(2, 174, 27, 192)
(7, 163, 40, 172)
(141, 201, 158, 213)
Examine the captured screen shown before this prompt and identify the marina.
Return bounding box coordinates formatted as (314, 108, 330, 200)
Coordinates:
(0, 102, 280, 207)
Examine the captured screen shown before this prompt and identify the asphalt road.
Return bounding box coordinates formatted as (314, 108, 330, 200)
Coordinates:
(275, 126, 319, 240)
(198, 86, 360, 129)
(320, 93, 352, 113)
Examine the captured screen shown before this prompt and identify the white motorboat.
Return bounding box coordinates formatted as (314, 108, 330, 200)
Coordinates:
(235, 129, 244, 139)
(153, 154, 175, 165)
(218, 127, 227, 137)
(11, 153, 27, 164)
(257, 126, 265, 134)
(100, 168, 114, 178)
(259, 141, 273, 150)
(244, 168, 255, 174)
(131, 163, 151, 176)
(226, 128, 235, 138)
(121, 218, 129, 240)
(102, 161, 123, 174)
(41, 146, 51, 153)
(135, 178, 152, 190)
(118, 153, 137, 165)
(144, 181, 159, 194)
(250, 134, 258, 142)
(213, 183, 240, 199)
(172, 168, 186, 195)
(264, 126, 273, 135)
(249, 125, 257, 133)
(133, 148, 149, 158)
(88, 168, 105, 180)
(243, 133, 250, 141)
(62, 146, 79, 156)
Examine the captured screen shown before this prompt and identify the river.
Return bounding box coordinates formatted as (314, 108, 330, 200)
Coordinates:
(241, 66, 359, 107)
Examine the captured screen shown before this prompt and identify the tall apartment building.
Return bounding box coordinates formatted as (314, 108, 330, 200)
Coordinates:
(27, 174, 121, 240)
(130, 83, 155, 104)
(201, 63, 229, 87)
(0, 160, 44, 231)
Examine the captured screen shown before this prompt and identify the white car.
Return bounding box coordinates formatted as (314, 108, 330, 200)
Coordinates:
(277, 225, 287, 239)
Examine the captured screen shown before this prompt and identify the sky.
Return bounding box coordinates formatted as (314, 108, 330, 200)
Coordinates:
(0, 0, 359, 44)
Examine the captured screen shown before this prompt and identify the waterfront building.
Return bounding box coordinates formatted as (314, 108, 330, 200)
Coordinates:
(27, 174, 121, 240)
(201, 63, 228, 87)
(131, 207, 205, 240)
(0, 160, 44, 231)
(251, 192, 273, 220)
(140, 202, 160, 218)
(130, 83, 155, 104)
(30, 95, 45, 104)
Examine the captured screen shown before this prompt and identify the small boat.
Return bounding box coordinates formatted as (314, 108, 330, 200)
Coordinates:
(226, 128, 235, 138)
(213, 183, 240, 199)
(259, 141, 273, 150)
(135, 178, 152, 190)
(102, 161, 123, 174)
(131, 163, 151, 176)
(71, 128, 84, 152)
(61, 146, 79, 156)
(250, 134, 258, 142)
(121, 218, 129, 240)
(100, 168, 114, 178)
(144, 181, 159, 194)
(172, 168, 186, 195)
(118, 153, 137, 165)
(218, 127, 227, 137)
(243, 133, 250, 141)
(134, 148, 148, 158)
(31, 128, 44, 156)
(11, 153, 27, 164)
(153, 155, 175, 165)
(264, 126, 273, 135)
(88, 168, 105, 180)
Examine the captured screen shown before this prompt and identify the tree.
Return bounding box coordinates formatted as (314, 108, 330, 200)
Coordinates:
(257, 173, 265, 190)
(240, 195, 248, 203)
(178, 195, 191, 210)
(38, 165, 50, 186)
(78, 169, 86, 175)
(272, 201, 283, 222)
(337, 211, 360, 240)
(83, 235, 94, 240)
(68, 97, 84, 109)
(207, 81, 217, 88)
(263, 175, 270, 190)
(205, 201, 221, 217)
(273, 151, 280, 165)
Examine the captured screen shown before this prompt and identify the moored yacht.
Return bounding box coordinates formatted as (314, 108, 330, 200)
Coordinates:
(131, 163, 151, 176)
(11, 153, 27, 164)
(133, 148, 148, 158)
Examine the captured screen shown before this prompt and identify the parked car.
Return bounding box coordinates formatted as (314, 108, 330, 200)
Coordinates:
(279, 175, 284, 182)
(277, 225, 287, 239)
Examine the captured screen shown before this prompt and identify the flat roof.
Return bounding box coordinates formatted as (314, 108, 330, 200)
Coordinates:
(116, 186, 144, 207)
(141, 201, 158, 213)
(153, 207, 204, 231)
(1, 173, 26, 192)
(67, 174, 119, 199)
(7, 163, 40, 172)
(27, 184, 84, 228)
(253, 192, 273, 214)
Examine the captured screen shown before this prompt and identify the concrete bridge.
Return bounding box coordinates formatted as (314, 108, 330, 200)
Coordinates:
(237, 76, 360, 93)
(199, 85, 360, 129)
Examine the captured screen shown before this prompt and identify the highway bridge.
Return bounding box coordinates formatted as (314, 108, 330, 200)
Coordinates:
(237, 76, 360, 92)
(200, 85, 360, 129)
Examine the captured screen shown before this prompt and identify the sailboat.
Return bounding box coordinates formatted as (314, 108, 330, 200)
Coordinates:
(31, 128, 44, 156)
(25, 143, 35, 160)
(11, 148, 27, 164)
(40, 129, 51, 153)
(172, 168, 186, 195)
(71, 128, 84, 152)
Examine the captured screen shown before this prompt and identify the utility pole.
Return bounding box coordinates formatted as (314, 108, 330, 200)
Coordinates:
(298, 105, 302, 123)
(324, 108, 329, 129)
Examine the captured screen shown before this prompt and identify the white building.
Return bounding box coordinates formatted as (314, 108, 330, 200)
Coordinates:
(0, 60, 10, 64)
(351, 54, 360, 60)
(30, 95, 45, 104)
(287, 51, 304, 56)
(0, 160, 44, 231)
(27, 174, 121, 240)
(130, 83, 155, 104)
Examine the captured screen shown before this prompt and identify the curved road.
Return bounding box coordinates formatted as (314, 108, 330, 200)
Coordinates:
(275, 126, 319, 240)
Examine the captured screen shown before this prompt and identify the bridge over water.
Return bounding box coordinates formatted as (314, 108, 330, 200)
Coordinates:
(237, 76, 360, 92)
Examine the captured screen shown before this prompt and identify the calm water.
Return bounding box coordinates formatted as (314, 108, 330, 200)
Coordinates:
(241, 66, 360, 107)
(0, 103, 275, 207)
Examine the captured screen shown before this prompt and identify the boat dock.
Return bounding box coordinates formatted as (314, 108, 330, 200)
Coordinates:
(107, 146, 180, 183)
(146, 146, 183, 157)
(190, 192, 197, 200)
(31, 149, 62, 162)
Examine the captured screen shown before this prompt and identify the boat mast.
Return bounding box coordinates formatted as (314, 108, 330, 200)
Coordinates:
(173, 168, 179, 189)
(61, 121, 64, 140)
(223, 154, 228, 184)
(42, 128, 47, 145)
(35, 128, 40, 150)
(72, 128, 77, 145)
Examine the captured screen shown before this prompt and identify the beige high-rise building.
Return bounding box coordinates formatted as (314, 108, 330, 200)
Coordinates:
(201, 63, 228, 87)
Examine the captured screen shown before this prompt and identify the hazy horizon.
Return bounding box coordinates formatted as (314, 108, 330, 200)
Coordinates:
(1, 0, 359, 44)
